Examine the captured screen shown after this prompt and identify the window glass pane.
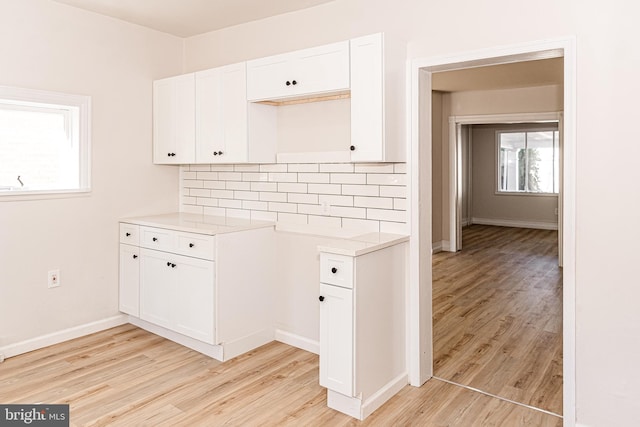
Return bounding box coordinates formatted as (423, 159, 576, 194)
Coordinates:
(498, 132, 525, 192)
(526, 131, 555, 193)
(0, 104, 79, 192)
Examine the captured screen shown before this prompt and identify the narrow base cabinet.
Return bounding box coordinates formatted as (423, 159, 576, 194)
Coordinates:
(119, 219, 276, 361)
(319, 241, 408, 420)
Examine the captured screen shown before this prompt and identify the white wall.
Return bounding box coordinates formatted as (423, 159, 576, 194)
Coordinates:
(182, 1, 640, 425)
(0, 0, 182, 350)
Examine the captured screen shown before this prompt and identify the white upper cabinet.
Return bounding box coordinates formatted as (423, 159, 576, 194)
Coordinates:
(196, 63, 248, 164)
(246, 41, 350, 102)
(350, 33, 384, 162)
(153, 73, 196, 164)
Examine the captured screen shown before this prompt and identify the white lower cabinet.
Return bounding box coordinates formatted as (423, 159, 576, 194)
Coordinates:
(139, 248, 214, 344)
(119, 219, 275, 362)
(319, 283, 353, 397)
(318, 242, 407, 420)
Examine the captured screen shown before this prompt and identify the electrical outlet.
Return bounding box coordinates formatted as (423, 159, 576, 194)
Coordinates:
(48, 269, 60, 288)
(321, 201, 331, 214)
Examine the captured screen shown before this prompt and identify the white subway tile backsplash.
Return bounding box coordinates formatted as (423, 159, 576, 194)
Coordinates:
(251, 182, 278, 192)
(242, 172, 269, 182)
(288, 193, 319, 204)
(196, 197, 218, 207)
(211, 189, 234, 199)
(218, 172, 242, 181)
(260, 164, 288, 172)
(278, 182, 307, 193)
(251, 210, 278, 221)
(268, 201, 297, 213)
(367, 173, 406, 186)
(354, 163, 394, 173)
(308, 215, 342, 228)
(219, 199, 242, 209)
(210, 165, 234, 172)
(320, 163, 354, 173)
(234, 164, 260, 172)
(203, 181, 226, 190)
(288, 163, 319, 172)
(330, 173, 366, 184)
(298, 173, 330, 183)
(190, 188, 211, 197)
(367, 208, 406, 223)
(380, 185, 406, 198)
(319, 194, 353, 207)
(308, 183, 342, 195)
(242, 200, 268, 211)
(226, 181, 251, 191)
(234, 191, 260, 201)
(269, 172, 297, 183)
(203, 206, 225, 216)
(197, 171, 219, 180)
(277, 212, 308, 225)
(260, 192, 288, 202)
(354, 196, 393, 209)
(180, 162, 408, 234)
(342, 184, 379, 197)
(226, 208, 251, 219)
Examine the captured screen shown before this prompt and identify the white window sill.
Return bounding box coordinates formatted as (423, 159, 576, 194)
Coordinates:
(0, 188, 91, 202)
(494, 191, 558, 197)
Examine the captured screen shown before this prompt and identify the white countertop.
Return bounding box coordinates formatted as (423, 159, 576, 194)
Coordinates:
(120, 212, 275, 235)
(317, 232, 409, 257)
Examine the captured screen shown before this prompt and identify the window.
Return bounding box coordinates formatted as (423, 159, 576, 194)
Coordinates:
(0, 86, 91, 197)
(497, 128, 559, 194)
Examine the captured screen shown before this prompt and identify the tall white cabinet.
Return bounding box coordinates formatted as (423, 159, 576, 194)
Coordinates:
(318, 238, 408, 420)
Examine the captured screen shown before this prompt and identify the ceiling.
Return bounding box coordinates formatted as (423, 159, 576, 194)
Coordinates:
(50, 0, 336, 38)
(432, 57, 563, 92)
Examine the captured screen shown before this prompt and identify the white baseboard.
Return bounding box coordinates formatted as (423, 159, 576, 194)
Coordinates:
(275, 329, 319, 355)
(471, 217, 558, 230)
(432, 240, 450, 254)
(0, 314, 128, 359)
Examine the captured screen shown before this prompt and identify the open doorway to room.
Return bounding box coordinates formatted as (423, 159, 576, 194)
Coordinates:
(425, 57, 566, 416)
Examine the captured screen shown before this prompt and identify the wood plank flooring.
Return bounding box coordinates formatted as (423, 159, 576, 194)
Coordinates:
(433, 225, 563, 416)
(0, 324, 561, 426)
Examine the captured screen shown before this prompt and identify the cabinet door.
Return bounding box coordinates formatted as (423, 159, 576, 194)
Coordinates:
(196, 63, 248, 163)
(246, 54, 292, 101)
(139, 248, 175, 330)
(319, 283, 354, 397)
(350, 33, 384, 162)
(173, 255, 215, 344)
(153, 73, 196, 164)
(119, 244, 139, 316)
(294, 41, 350, 98)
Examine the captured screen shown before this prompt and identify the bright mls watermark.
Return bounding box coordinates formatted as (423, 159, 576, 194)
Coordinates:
(0, 405, 69, 426)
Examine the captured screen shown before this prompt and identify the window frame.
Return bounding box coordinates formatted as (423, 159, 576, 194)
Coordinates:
(0, 85, 91, 201)
(495, 126, 559, 196)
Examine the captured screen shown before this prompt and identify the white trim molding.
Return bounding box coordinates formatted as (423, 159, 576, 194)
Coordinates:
(471, 217, 558, 230)
(0, 315, 127, 359)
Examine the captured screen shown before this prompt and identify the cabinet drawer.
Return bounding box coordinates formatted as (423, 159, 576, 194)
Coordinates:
(120, 223, 140, 245)
(140, 226, 175, 252)
(320, 253, 354, 289)
(176, 232, 215, 261)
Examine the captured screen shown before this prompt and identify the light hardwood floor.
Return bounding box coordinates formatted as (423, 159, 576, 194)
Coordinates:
(0, 323, 562, 426)
(433, 225, 563, 416)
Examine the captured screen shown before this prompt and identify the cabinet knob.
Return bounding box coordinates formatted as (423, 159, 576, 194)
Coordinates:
(132, 254, 138, 259)
(167, 152, 176, 157)
(319, 296, 325, 302)
(218, 151, 223, 155)
(331, 267, 337, 274)
(189, 243, 194, 248)
(125, 232, 131, 237)
(292, 80, 297, 85)
(171, 263, 176, 268)
(285, 80, 291, 86)
(350, 145, 355, 151)
(153, 237, 158, 242)
(167, 261, 171, 267)
(213, 151, 218, 156)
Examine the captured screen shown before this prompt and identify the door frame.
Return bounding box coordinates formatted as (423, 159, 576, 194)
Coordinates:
(447, 112, 563, 257)
(407, 37, 576, 425)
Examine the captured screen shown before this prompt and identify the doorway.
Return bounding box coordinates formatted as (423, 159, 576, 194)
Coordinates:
(407, 38, 576, 426)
